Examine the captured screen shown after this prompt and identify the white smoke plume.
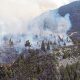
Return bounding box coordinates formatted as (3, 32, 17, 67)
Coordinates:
(27, 9, 73, 47)
(0, 9, 73, 50)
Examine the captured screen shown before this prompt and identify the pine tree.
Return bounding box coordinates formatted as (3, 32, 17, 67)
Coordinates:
(41, 40, 46, 51)
(0, 66, 6, 79)
(25, 40, 31, 48)
(47, 41, 50, 50)
(9, 38, 14, 47)
(63, 42, 66, 46)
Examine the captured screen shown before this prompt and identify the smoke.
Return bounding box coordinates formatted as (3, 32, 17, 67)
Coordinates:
(27, 9, 73, 47)
(0, 9, 73, 50)
(0, 0, 76, 64)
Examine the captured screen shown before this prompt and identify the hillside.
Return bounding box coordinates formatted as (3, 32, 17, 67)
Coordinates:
(0, 44, 80, 80)
(59, 1, 80, 33)
(0, 1, 80, 80)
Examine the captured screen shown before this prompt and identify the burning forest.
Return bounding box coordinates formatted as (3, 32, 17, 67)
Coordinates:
(0, 1, 80, 80)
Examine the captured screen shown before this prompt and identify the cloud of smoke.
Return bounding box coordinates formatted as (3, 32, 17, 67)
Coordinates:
(26, 9, 73, 47)
(0, 9, 73, 50)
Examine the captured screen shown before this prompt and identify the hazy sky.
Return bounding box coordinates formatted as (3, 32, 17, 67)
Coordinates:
(0, 0, 77, 21)
(0, 0, 78, 35)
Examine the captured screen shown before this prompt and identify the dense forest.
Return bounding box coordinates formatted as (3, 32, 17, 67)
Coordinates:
(0, 41, 80, 80)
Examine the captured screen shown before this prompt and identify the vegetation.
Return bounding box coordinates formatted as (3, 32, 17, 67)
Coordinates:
(0, 49, 59, 80)
(0, 40, 80, 80)
(0, 53, 80, 80)
(60, 62, 80, 80)
(41, 40, 46, 51)
(47, 41, 50, 50)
